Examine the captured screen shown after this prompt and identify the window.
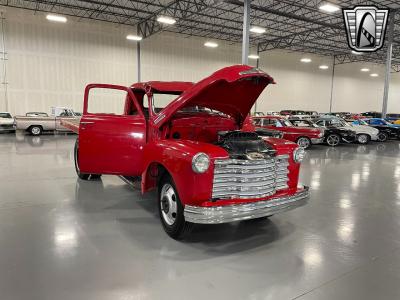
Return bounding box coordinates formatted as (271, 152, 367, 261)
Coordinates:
(0, 113, 11, 118)
(253, 118, 262, 126)
(296, 121, 311, 127)
(149, 93, 181, 114)
(88, 88, 128, 115)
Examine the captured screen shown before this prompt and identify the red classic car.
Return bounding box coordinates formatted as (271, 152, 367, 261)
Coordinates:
(252, 116, 324, 149)
(66, 65, 309, 239)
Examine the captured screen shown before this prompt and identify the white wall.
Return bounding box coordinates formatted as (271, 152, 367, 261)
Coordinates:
(3, 7, 137, 115)
(1, 6, 400, 115)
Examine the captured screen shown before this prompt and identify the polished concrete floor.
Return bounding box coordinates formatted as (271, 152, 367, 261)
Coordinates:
(1, 133, 400, 300)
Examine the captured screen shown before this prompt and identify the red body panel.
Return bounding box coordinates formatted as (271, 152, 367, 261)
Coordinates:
(73, 65, 304, 208)
(253, 116, 322, 143)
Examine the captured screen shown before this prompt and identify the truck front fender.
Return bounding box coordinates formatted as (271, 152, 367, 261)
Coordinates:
(141, 140, 228, 206)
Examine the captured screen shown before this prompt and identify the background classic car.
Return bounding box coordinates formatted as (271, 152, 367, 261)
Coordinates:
(0, 112, 15, 132)
(68, 65, 309, 239)
(314, 117, 356, 146)
(252, 115, 324, 149)
(15, 107, 80, 136)
(319, 115, 379, 144)
(361, 118, 400, 141)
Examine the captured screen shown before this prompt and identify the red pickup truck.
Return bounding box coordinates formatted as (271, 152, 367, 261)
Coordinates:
(66, 65, 309, 239)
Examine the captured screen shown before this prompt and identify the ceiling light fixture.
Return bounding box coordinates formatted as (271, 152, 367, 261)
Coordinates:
(248, 54, 260, 59)
(250, 26, 266, 34)
(319, 65, 329, 69)
(319, 3, 340, 13)
(370, 73, 379, 77)
(156, 16, 176, 25)
(126, 35, 142, 41)
(204, 41, 218, 48)
(300, 58, 312, 63)
(46, 14, 67, 23)
(361, 68, 370, 72)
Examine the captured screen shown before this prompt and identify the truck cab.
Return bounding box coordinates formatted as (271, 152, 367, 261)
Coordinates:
(74, 65, 309, 239)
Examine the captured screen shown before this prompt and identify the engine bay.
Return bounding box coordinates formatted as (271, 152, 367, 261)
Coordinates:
(216, 131, 276, 159)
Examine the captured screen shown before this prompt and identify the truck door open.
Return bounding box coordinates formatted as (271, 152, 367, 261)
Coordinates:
(78, 84, 146, 176)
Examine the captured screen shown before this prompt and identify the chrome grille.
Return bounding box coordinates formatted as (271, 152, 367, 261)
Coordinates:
(212, 155, 290, 199)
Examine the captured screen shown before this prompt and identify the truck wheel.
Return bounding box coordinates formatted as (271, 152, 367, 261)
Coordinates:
(74, 139, 90, 180)
(356, 134, 370, 144)
(158, 175, 193, 239)
(296, 137, 311, 149)
(29, 126, 42, 136)
(378, 132, 388, 142)
(326, 134, 340, 147)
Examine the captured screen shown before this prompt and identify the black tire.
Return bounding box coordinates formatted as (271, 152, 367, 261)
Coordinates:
(326, 133, 340, 147)
(29, 125, 42, 136)
(377, 132, 388, 142)
(74, 139, 90, 180)
(356, 134, 370, 145)
(158, 175, 193, 239)
(296, 136, 312, 149)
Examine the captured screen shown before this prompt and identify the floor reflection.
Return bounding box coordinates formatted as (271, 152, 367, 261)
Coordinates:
(1, 134, 400, 299)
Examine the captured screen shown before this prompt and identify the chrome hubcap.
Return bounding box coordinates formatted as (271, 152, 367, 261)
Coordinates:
(327, 135, 339, 146)
(358, 135, 367, 143)
(31, 127, 40, 135)
(160, 184, 177, 226)
(297, 138, 310, 148)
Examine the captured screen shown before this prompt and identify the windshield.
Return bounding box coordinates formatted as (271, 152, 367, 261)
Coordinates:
(382, 119, 392, 125)
(59, 109, 77, 117)
(150, 93, 181, 113)
(292, 120, 318, 127)
(276, 119, 293, 127)
(294, 111, 306, 115)
(330, 118, 349, 127)
(356, 119, 368, 126)
(0, 113, 11, 118)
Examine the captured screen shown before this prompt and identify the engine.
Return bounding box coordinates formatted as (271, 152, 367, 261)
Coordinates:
(216, 131, 276, 159)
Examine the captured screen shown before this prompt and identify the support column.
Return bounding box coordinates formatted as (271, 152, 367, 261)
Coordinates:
(1, 12, 7, 112)
(137, 41, 141, 82)
(241, 0, 250, 65)
(254, 44, 260, 114)
(382, 12, 395, 118)
(329, 55, 336, 113)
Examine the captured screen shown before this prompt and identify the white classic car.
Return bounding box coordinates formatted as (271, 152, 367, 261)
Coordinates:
(0, 112, 15, 132)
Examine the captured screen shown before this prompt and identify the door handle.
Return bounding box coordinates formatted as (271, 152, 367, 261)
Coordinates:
(81, 121, 95, 125)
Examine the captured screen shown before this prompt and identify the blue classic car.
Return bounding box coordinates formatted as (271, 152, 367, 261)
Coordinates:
(366, 118, 400, 128)
(358, 118, 400, 141)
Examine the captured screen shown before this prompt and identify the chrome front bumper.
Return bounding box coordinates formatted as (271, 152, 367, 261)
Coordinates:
(311, 137, 324, 144)
(184, 186, 309, 224)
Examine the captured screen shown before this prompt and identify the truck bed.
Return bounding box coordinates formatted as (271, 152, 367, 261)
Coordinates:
(61, 119, 80, 134)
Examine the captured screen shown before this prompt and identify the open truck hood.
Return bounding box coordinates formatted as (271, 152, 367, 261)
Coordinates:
(154, 65, 274, 128)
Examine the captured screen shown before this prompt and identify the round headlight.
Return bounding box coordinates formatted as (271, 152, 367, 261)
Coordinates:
(192, 152, 210, 173)
(293, 147, 305, 163)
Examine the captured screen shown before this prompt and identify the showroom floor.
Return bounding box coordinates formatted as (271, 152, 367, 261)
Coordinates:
(1, 133, 400, 300)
